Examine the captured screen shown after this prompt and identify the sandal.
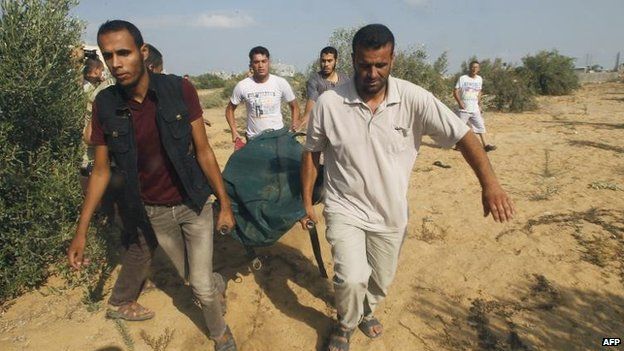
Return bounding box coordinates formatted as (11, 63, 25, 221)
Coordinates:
(358, 316, 383, 339)
(213, 325, 237, 351)
(106, 301, 154, 321)
(326, 324, 353, 351)
(484, 144, 497, 152)
(433, 160, 451, 169)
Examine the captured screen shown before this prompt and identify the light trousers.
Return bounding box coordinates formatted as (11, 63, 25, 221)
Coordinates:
(325, 214, 406, 329)
(145, 201, 227, 339)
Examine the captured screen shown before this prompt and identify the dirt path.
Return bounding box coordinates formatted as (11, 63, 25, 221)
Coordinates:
(1, 83, 623, 351)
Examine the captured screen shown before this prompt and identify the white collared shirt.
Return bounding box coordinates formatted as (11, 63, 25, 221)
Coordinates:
(305, 76, 469, 232)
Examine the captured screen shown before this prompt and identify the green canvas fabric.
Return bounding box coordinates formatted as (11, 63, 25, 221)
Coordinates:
(223, 128, 322, 247)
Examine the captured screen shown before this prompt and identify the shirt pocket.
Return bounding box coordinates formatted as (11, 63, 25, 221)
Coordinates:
(162, 110, 191, 140)
(388, 125, 411, 154)
(103, 117, 131, 153)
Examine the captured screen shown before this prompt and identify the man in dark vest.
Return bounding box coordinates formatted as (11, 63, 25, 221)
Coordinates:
(67, 20, 237, 351)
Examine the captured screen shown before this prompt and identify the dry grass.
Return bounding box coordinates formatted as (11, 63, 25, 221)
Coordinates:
(140, 328, 175, 351)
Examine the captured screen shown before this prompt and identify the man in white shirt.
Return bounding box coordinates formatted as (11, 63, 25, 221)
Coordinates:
(301, 24, 514, 351)
(453, 60, 496, 152)
(225, 46, 300, 142)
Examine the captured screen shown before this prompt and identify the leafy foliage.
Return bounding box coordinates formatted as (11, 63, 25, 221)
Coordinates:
(0, 0, 84, 302)
(459, 57, 537, 112)
(220, 72, 248, 100)
(521, 50, 579, 95)
(191, 72, 226, 89)
(393, 48, 454, 106)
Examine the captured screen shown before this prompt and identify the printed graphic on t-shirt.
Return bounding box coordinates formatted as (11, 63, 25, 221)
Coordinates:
(460, 82, 480, 102)
(246, 91, 280, 118)
(456, 75, 482, 112)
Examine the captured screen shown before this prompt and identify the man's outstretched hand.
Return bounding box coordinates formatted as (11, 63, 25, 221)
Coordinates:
(482, 183, 515, 222)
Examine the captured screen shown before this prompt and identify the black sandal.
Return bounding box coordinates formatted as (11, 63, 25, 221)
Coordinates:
(326, 324, 353, 351)
(484, 144, 497, 152)
(358, 316, 383, 339)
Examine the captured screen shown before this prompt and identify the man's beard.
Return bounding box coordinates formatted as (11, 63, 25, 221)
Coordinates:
(120, 64, 146, 90)
(320, 65, 335, 78)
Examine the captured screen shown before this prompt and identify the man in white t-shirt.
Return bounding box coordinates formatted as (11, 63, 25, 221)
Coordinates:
(453, 60, 496, 152)
(225, 46, 300, 142)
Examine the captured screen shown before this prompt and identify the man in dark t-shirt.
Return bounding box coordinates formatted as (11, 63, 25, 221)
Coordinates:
(67, 20, 237, 351)
(301, 46, 349, 128)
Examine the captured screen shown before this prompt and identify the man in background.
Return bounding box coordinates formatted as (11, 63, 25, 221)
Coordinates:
(81, 56, 117, 224)
(453, 60, 496, 152)
(225, 46, 299, 145)
(301, 46, 349, 128)
(145, 43, 163, 73)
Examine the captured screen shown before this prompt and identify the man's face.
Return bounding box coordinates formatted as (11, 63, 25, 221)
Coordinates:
(98, 29, 148, 88)
(250, 54, 270, 80)
(85, 65, 104, 84)
(352, 43, 393, 97)
(470, 63, 480, 76)
(320, 53, 337, 76)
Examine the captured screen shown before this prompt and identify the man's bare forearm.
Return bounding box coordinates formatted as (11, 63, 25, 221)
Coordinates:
(76, 148, 111, 237)
(457, 131, 498, 188)
(301, 100, 314, 129)
(290, 100, 301, 130)
(225, 103, 239, 139)
(453, 89, 463, 108)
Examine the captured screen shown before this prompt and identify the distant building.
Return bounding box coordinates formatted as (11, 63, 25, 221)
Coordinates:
(209, 71, 235, 80)
(272, 61, 295, 77)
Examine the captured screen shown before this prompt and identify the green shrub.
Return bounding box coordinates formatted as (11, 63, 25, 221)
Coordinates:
(199, 91, 225, 109)
(0, 0, 84, 302)
(220, 73, 247, 100)
(392, 49, 454, 106)
(458, 58, 537, 112)
(521, 50, 579, 95)
(192, 72, 225, 89)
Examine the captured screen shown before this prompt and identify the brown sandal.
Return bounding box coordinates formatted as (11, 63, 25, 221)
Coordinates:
(106, 302, 155, 321)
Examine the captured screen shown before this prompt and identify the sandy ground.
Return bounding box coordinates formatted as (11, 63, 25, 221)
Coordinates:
(1, 83, 623, 351)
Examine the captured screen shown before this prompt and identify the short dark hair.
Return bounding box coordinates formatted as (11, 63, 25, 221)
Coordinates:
(469, 60, 480, 67)
(320, 46, 338, 59)
(248, 46, 270, 61)
(83, 57, 102, 77)
(352, 24, 395, 53)
(97, 20, 144, 49)
(145, 44, 163, 68)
